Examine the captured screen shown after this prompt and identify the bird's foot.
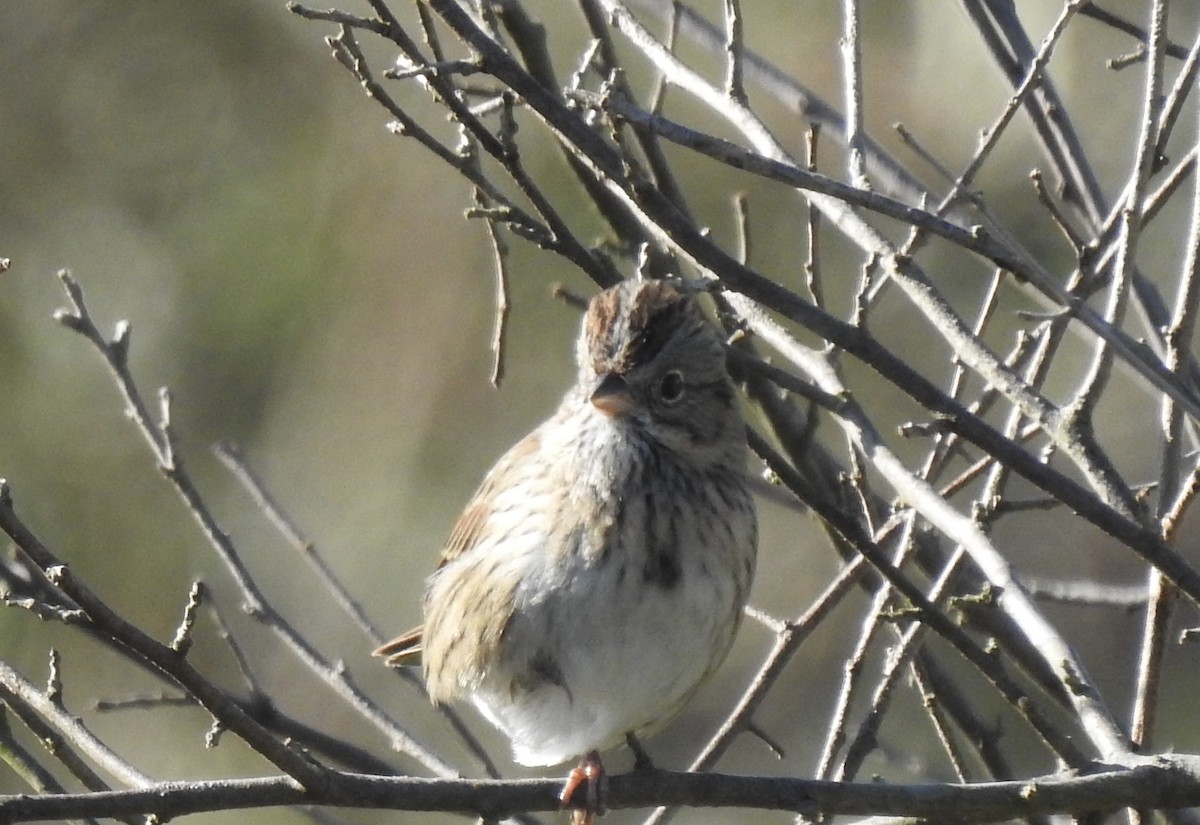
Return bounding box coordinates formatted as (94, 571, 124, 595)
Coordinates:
(625, 732, 655, 772)
(559, 750, 606, 825)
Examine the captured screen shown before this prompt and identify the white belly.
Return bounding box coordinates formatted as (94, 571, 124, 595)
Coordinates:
(470, 514, 747, 766)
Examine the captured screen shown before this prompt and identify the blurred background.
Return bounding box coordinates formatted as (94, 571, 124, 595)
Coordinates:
(1, 1, 1199, 823)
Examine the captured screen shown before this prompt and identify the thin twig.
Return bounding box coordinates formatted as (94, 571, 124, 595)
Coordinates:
(910, 660, 970, 783)
(1031, 169, 1086, 253)
(811, 532, 902, 777)
(1079, 4, 1192, 61)
(1130, 572, 1173, 753)
(0, 657, 153, 790)
(803, 124, 824, 307)
(286, 3, 389, 35)
(211, 442, 383, 641)
(1134, 18, 1200, 761)
(1023, 578, 1148, 609)
(814, 520, 915, 780)
(169, 581, 206, 656)
(959, 0, 1104, 225)
(1152, 31, 1200, 168)
(919, 268, 1006, 484)
(840, 0, 868, 188)
(623, 0, 932, 206)
(911, 654, 1032, 795)
(0, 705, 88, 809)
(835, 546, 969, 782)
(1066, 0, 1168, 425)
(722, 0, 746, 104)
(733, 193, 751, 265)
(477, 187, 512, 387)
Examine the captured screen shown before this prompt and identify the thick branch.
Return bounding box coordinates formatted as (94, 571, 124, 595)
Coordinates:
(5, 759, 1200, 823)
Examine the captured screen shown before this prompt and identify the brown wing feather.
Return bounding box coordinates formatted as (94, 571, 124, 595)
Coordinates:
(437, 430, 544, 565)
(437, 495, 495, 569)
(372, 627, 423, 666)
(374, 430, 545, 669)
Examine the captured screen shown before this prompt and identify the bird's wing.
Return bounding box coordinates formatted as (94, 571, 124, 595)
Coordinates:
(437, 429, 544, 567)
(373, 429, 546, 668)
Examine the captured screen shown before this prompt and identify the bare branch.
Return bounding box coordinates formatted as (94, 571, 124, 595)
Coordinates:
(0, 657, 153, 790)
(211, 442, 383, 641)
(840, 0, 867, 188)
(721, 0, 746, 104)
(0, 484, 331, 790)
(728, 294, 1128, 761)
(479, 186, 512, 387)
(4, 760, 1200, 823)
(169, 581, 206, 656)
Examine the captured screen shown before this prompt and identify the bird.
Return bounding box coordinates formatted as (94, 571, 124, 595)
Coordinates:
(375, 278, 757, 818)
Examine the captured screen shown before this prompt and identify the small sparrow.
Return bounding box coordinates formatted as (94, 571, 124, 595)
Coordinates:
(376, 279, 757, 810)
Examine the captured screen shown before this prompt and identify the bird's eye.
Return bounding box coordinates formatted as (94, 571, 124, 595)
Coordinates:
(658, 370, 685, 404)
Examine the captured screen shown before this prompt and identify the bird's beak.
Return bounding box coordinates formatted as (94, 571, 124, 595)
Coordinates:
(590, 373, 634, 417)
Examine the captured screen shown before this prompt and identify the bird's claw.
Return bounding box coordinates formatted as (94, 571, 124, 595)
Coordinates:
(559, 750, 606, 825)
